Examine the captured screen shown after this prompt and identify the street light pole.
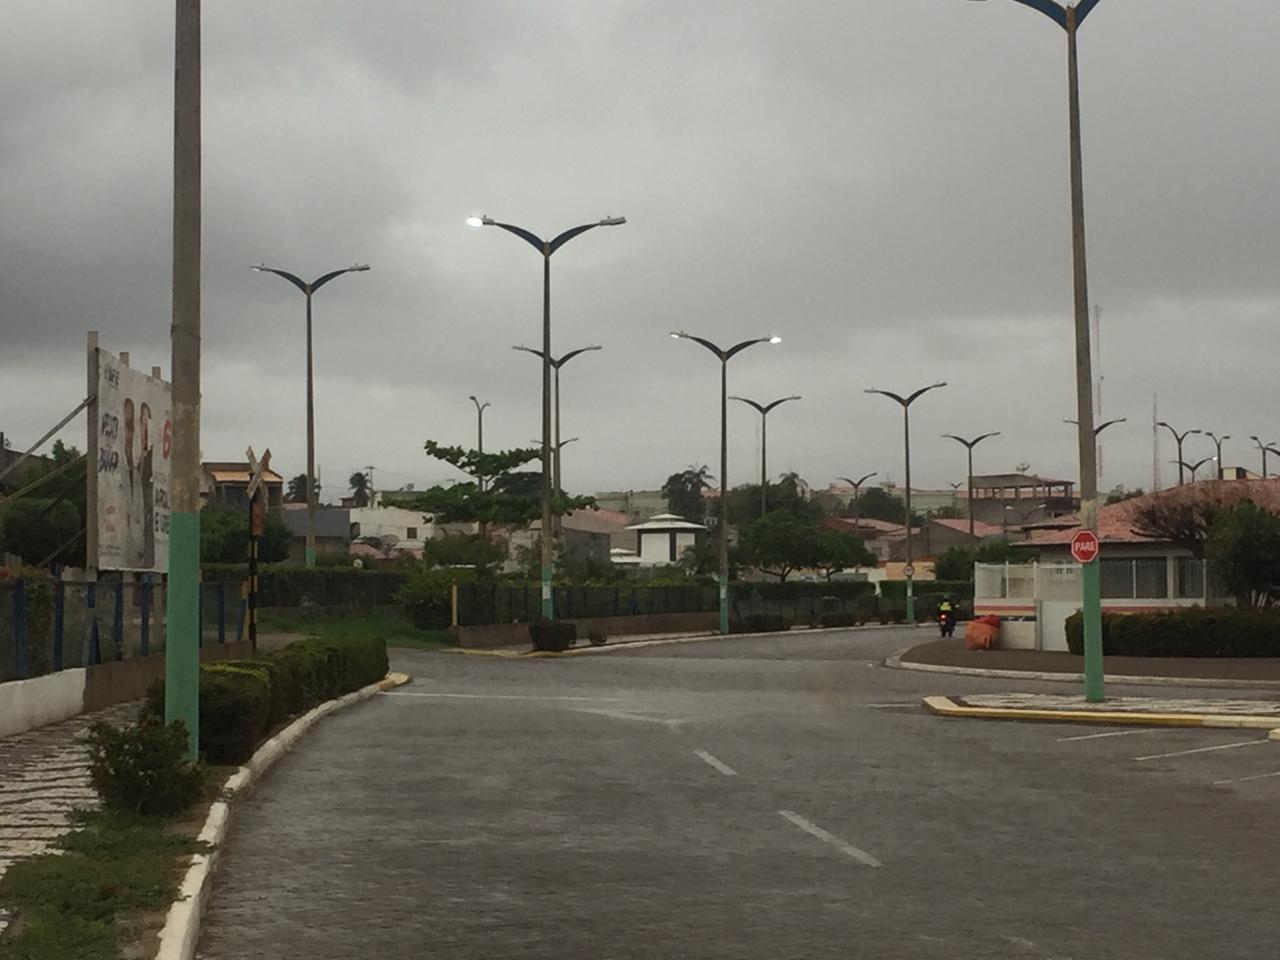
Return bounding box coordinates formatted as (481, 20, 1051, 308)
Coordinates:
(1204, 432, 1230, 480)
(866, 384, 947, 625)
(1157, 422, 1202, 486)
(971, 0, 1108, 701)
(730, 395, 801, 516)
(253, 263, 370, 566)
(672, 332, 782, 635)
(942, 431, 1000, 538)
(1172, 458, 1213, 483)
(468, 396, 490, 486)
(1249, 436, 1277, 479)
(837, 472, 878, 535)
(470, 216, 624, 619)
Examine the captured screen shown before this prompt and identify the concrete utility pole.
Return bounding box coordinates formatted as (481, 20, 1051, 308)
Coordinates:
(166, 0, 202, 759)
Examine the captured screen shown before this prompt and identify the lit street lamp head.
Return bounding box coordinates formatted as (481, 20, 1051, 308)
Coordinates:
(466, 215, 495, 227)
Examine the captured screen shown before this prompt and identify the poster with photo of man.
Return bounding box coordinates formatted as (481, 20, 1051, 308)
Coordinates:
(94, 348, 171, 572)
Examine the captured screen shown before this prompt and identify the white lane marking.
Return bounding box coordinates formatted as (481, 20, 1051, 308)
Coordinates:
(693, 750, 738, 777)
(569, 707, 685, 728)
(1135, 739, 1271, 762)
(1057, 729, 1160, 742)
(383, 692, 622, 702)
(1213, 769, 1280, 786)
(1001, 933, 1074, 959)
(778, 810, 882, 868)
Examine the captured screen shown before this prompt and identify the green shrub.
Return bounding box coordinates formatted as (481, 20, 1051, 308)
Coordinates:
(730, 613, 791, 634)
(200, 665, 272, 764)
(86, 720, 205, 817)
(529, 621, 577, 652)
(818, 612, 860, 628)
(588, 626, 608, 646)
(395, 566, 477, 629)
(747, 581, 877, 601)
(1065, 607, 1280, 657)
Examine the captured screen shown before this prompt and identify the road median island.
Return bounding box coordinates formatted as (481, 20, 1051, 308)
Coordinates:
(923, 693, 1280, 735)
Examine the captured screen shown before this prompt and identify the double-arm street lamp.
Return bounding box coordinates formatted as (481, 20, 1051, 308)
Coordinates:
(1065, 417, 1126, 436)
(1249, 436, 1280, 479)
(968, 0, 1108, 702)
(469, 215, 625, 619)
(468, 395, 490, 487)
(837, 472, 879, 533)
(672, 332, 782, 635)
(1204, 432, 1229, 480)
(729, 394, 801, 516)
(252, 263, 370, 567)
(942, 431, 1000, 538)
(1173, 458, 1213, 483)
(866, 383, 947, 625)
(514, 344, 602, 516)
(1157, 422, 1202, 486)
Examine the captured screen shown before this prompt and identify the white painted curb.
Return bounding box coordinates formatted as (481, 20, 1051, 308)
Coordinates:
(883, 648, 1280, 691)
(153, 671, 410, 960)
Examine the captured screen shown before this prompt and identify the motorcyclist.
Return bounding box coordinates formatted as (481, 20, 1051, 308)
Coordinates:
(936, 594, 956, 636)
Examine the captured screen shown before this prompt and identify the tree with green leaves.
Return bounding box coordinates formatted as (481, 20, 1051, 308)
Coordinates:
(422, 533, 508, 570)
(933, 539, 1035, 582)
(0, 499, 81, 567)
(662, 465, 713, 521)
(1208, 500, 1280, 606)
(738, 511, 821, 582)
(200, 502, 290, 563)
(348, 470, 372, 507)
(842, 486, 923, 526)
(813, 529, 877, 581)
(286, 474, 319, 504)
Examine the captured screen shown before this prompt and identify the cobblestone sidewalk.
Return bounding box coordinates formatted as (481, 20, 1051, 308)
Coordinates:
(0, 702, 137, 935)
(952, 693, 1280, 716)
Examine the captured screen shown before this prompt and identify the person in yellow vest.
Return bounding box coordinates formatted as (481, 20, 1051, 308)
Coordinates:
(936, 595, 956, 637)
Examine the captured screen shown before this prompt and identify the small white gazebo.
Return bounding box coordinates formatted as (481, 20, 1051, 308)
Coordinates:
(623, 513, 709, 566)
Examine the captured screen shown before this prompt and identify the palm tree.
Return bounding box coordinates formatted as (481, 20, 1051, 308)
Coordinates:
(286, 473, 318, 504)
(348, 470, 371, 507)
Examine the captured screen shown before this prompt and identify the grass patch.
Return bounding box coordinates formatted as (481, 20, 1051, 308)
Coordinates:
(257, 609, 454, 651)
(0, 810, 203, 960)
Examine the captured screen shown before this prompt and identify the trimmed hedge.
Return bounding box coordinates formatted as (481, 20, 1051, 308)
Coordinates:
(748, 581, 877, 600)
(730, 613, 792, 634)
(203, 564, 407, 608)
(529, 621, 577, 652)
(1065, 607, 1280, 658)
(145, 633, 389, 764)
(878, 580, 974, 602)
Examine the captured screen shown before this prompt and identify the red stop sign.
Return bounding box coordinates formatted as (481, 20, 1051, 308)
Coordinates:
(1070, 530, 1100, 564)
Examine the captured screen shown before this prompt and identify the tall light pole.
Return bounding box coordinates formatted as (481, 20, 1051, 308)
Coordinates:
(514, 344, 602, 519)
(942, 431, 1000, 538)
(1173, 458, 1213, 483)
(167, 0, 202, 759)
(252, 263, 370, 566)
(1157, 422, 1202, 486)
(469, 215, 624, 619)
(468, 395, 490, 482)
(730, 394, 801, 516)
(672, 332, 782, 635)
(1250, 436, 1279, 479)
(838, 473, 878, 535)
(971, 0, 1109, 700)
(866, 383, 946, 624)
(1204, 432, 1229, 480)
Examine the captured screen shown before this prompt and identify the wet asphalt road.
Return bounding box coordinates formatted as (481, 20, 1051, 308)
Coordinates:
(196, 627, 1280, 959)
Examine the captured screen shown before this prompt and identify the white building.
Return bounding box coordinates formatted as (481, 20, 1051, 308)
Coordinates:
(622, 513, 708, 566)
(348, 503, 436, 556)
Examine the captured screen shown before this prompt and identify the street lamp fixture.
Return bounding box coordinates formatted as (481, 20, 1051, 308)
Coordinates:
(1204, 432, 1230, 480)
(729, 394, 802, 516)
(251, 262, 370, 566)
(968, 0, 1108, 703)
(837, 472, 878, 536)
(1065, 417, 1126, 436)
(942, 431, 1000, 538)
(672, 331, 782, 635)
(1249, 436, 1280, 479)
(866, 383, 947, 624)
(1157, 422, 1202, 486)
(1172, 458, 1214, 483)
(470, 214, 625, 619)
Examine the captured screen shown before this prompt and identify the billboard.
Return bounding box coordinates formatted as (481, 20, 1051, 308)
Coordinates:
(93, 348, 172, 572)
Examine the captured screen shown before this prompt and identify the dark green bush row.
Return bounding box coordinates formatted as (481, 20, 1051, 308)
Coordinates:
(1065, 607, 1280, 658)
(203, 564, 407, 608)
(877, 580, 975, 602)
(529, 621, 577, 652)
(748, 581, 877, 600)
(730, 614, 792, 634)
(145, 634, 389, 764)
(816, 612, 861, 628)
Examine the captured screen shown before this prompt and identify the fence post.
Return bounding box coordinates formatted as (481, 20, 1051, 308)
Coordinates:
(1202, 558, 1209, 605)
(14, 580, 28, 680)
(88, 583, 101, 666)
(53, 581, 65, 671)
(217, 580, 227, 644)
(113, 580, 125, 657)
(450, 583, 458, 627)
(140, 581, 151, 657)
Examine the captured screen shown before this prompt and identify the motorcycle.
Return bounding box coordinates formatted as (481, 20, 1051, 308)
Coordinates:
(937, 608, 957, 638)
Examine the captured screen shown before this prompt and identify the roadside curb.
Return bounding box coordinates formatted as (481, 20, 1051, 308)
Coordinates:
(885, 648, 1280, 691)
(448, 622, 929, 659)
(922, 695, 1280, 736)
(154, 671, 411, 960)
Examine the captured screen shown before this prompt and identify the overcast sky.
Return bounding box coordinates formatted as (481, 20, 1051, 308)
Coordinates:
(3, 1, 1277, 503)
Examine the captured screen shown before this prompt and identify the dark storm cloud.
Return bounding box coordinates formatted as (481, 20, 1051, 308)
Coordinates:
(2, 1, 1276, 498)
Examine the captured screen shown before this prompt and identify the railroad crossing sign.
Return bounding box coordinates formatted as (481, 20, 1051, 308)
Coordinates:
(245, 446, 272, 499)
(1070, 530, 1100, 564)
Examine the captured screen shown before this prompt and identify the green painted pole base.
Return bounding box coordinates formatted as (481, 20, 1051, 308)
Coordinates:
(165, 511, 201, 760)
(1081, 559, 1105, 702)
(719, 576, 729, 635)
(305, 545, 316, 567)
(541, 565, 554, 620)
(906, 582, 915, 625)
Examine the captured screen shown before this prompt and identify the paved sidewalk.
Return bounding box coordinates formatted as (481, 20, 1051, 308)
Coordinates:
(0, 701, 136, 934)
(925, 692, 1280, 734)
(900, 637, 1280, 685)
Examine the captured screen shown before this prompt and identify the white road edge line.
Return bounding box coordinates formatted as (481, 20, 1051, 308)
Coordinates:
(383, 692, 623, 702)
(569, 707, 685, 728)
(1213, 769, 1280, 786)
(778, 810, 882, 868)
(1135, 739, 1271, 762)
(693, 749, 738, 777)
(1057, 729, 1160, 742)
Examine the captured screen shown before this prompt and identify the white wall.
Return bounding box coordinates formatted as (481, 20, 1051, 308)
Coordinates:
(347, 505, 435, 552)
(0, 669, 86, 738)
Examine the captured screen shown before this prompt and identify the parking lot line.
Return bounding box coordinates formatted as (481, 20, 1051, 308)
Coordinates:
(1135, 739, 1271, 762)
(1212, 770, 1280, 786)
(383, 692, 623, 702)
(693, 750, 738, 777)
(778, 810, 882, 868)
(1057, 729, 1160, 742)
